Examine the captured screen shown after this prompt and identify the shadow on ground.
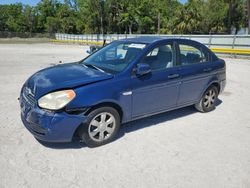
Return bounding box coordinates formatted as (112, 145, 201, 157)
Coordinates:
(37, 139, 86, 149)
(39, 99, 222, 149)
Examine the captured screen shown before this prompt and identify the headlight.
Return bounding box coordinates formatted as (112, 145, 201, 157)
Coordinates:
(38, 90, 76, 110)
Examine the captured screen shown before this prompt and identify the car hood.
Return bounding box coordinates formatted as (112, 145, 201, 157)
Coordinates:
(25, 63, 113, 99)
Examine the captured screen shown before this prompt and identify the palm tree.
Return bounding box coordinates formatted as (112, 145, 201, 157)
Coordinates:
(173, 0, 202, 34)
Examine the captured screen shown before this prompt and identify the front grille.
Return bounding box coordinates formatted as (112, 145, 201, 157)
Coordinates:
(23, 87, 36, 106)
(26, 94, 36, 105)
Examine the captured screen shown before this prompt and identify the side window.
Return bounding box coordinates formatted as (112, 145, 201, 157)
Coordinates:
(142, 44, 174, 71)
(179, 44, 207, 66)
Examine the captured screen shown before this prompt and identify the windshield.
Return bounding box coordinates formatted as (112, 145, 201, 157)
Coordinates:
(82, 42, 147, 74)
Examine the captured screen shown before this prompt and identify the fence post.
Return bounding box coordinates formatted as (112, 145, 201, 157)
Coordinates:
(208, 34, 212, 48)
(232, 34, 237, 58)
(232, 34, 236, 49)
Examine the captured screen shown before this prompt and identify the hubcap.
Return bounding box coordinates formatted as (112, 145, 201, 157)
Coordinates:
(88, 112, 116, 142)
(203, 89, 216, 108)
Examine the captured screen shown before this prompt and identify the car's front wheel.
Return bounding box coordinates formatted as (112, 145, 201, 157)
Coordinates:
(195, 86, 218, 112)
(78, 107, 120, 147)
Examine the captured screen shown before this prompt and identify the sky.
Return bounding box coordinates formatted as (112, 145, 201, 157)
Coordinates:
(0, 0, 187, 6)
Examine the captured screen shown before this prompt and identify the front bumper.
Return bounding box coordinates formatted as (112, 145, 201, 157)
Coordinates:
(20, 92, 87, 143)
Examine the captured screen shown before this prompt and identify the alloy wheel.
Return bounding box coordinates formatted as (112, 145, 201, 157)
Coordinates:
(203, 89, 216, 108)
(88, 112, 116, 142)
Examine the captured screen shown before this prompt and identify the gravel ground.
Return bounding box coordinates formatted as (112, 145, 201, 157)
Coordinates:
(0, 43, 249, 188)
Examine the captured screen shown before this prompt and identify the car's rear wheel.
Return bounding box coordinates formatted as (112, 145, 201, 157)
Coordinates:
(195, 86, 218, 112)
(78, 107, 120, 147)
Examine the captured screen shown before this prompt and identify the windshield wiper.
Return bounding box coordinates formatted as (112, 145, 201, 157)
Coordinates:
(83, 63, 105, 73)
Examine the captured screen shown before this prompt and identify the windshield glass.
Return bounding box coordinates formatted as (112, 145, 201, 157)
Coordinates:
(82, 42, 147, 74)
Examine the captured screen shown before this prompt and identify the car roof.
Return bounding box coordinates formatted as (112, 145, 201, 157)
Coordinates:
(119, 36, 168, 44)
(119, 37, 208, 47)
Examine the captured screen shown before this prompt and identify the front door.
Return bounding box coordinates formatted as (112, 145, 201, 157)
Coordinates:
(131, 42, 181, 118)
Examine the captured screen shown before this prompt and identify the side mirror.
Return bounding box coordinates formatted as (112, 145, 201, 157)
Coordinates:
(87, 46, 101, 54)
(136, 63, 151, 76)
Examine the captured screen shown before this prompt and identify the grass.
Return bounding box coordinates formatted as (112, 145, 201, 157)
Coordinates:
(0, 37, 51, 44)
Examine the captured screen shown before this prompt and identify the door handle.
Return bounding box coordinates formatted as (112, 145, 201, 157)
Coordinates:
(203, 68, 212, 72)
(168, 74, 179, 79)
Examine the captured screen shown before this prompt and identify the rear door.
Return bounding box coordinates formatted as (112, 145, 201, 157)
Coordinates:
(176, 41, 214, 105)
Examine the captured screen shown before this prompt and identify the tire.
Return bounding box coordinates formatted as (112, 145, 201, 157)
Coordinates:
(195, 86, 218, 113)
(78, 107, 120, 147)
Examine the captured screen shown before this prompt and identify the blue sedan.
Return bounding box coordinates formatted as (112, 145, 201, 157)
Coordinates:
(19, 37, 226, 147)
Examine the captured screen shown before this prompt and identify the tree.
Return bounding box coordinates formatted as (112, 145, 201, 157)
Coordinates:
(0, 0, 248, 35)
(173, 0, 203, 34)
(106, 0, 122, 33)
(153, 0, 181, 34)
(22, 5, 38, 33)
(117, 0, 138, 34)
(223, 0, 248, 34)
(4, 3, 23, 32)
(248, 0, 250, 34)
(0, 5, 10, 31)
(37, 0, 60, 32)
(45, 16, 60, 33)
(136, 0, 155, 34)
(230, 0, 248, 34)
(202, 0, 228, 33)
(77, 0, 103, 33)
(57, 2, 78, 33)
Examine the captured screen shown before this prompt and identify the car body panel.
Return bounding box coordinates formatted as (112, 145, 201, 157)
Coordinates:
(67, 76, 132, 122)
(131, 67, 181, 117)
(177, 63, 214, 104)
(20, 88, 86, 142)
(26, 63, 113, 99)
